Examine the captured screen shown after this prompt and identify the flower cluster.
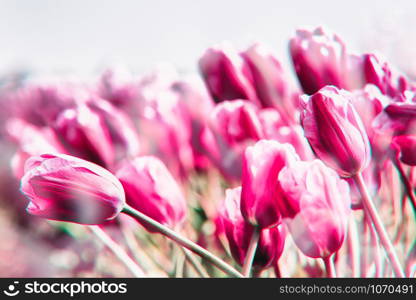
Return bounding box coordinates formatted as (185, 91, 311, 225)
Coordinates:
(0, 26, 414, 278)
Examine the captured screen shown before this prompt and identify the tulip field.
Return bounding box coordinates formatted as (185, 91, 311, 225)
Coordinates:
(0, 26, 414, 278)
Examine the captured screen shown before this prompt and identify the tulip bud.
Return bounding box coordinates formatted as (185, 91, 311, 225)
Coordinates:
(219, 187, 285, 269)
(363, 54, 408, 98)
(20, 153, 125, 224)
(54, 104, 115, 168)
(241, 43, 298, 120)
(290, 27, 364, 94)
(205, 100, 263, 181)
(301, 86, 371, 177)
(116, 156, 187, 232)
(241, 140, 299, 228)
(211, 100, 263, 145)
(98, 68, 139, 108)
(278, 160, 351, 258)
(86, 100, 141, 162)
(392, 135, 416, 166)
(7, 84, 75, 127)
(6, 119, 67, 178)
(259, 108, 314, 160)
(199, 45, 259, 104)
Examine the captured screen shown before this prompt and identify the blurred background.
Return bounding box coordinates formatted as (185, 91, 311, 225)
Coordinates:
(1, 0, 416, 78)
(0, 0, 415, 277)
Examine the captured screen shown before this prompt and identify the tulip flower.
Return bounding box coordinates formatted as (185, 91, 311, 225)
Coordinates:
(98, 68, 139, 108)
(6, 119, 67, 178)
(301, 86, 371, 177)
(198, 44, 259, 105)
(20, 153, 125, 224)
(290, 27, 364, 94)
(278, 160, 351, 258)
(392, 135, 416, 166)
(86, 100, 141, 162)
(54, 104, 115, 168)
(204, 100, 263, 181)
(116, 156, 187, 232)
(241, 43, 298, 121)
(7, 84, 76, 127)
(219, 187, 285, 269)
(363, 54, 408, 98)
(259, 108, 314, 160)
(241, 140, 299, 228)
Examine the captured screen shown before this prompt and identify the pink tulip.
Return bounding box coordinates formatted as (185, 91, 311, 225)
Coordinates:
(86, 100, 141, 162)
(6, 119, 67, 178)
(98, 68, 139, 108)
(301, 86, 371, 177)
(259, 108, 314, 160)
(6, 84, 76, 127)
(290, 27, 364, 94)
(219, 187, 285, 269)
(241, 43, 298, 121)
(199, 45, 259, 104)
(278, 160, 351, 258)
(363, 54, 409, 98)
(20, 153, 125, 224)
(205, 100, 263, 181)
(392, 135, 416, 166)
(350, 85, 390, 160)
(54, 103, 115, 168)
(116, 156, 187, 232)
(241, 140, 299, 228)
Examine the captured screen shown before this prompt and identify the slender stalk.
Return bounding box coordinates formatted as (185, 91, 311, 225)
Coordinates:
(353, 172, 405, 277)
(242, 228, 260, 277)
(122, 205, 244, 278)
(89, 226, 145, 277)
(347, 216, 360, 277)
(323, 255, 336, 278)
(181, 247, 210, 278)
(174, 248, 186, 278)
(368, 218, 382, 277)
(393, 157, 416, 214)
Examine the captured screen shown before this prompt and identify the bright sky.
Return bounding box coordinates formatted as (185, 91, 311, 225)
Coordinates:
(0, 0, 415, 78)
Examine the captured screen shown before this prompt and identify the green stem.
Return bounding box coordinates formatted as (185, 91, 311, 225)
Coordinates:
(181, 247, 210, 278)
(353, 172, 405, 277)
(323, 255, 336, 278)
(122, 205, 244, 278)
(242, 227, 260, 277)
(89, 226, 145, 277)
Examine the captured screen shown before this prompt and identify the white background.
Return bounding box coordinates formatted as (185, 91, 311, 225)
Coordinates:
(0, 0, 415, 78)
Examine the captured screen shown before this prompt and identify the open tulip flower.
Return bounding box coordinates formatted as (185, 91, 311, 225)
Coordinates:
(0, 24, 413, 279)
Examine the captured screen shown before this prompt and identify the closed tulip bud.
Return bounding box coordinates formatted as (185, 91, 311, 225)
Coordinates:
(6, 119, 67, 178)
(301, 86, 371, 177)
(278, 160, 351, 258)
(54, 104, 115, 168)
(7, 84, 75, 127)
(219, 187, 285, 269)
(205, 100, 263, 181)
(98, 68, 139, 108)
(211, 100, 263, 145)
(392, 135, 416, 166)
(290, 27, 364, 94)
(20, 153, 125, 224)
(241, 140, 299, 228)
(116, 156, 187, 232)
(86, 100, 141, 162)
(241, 43, 298, 121)
(363, 54, 408, 98)
(259, 108, 314, 160)
(199, 44, 259, 104)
